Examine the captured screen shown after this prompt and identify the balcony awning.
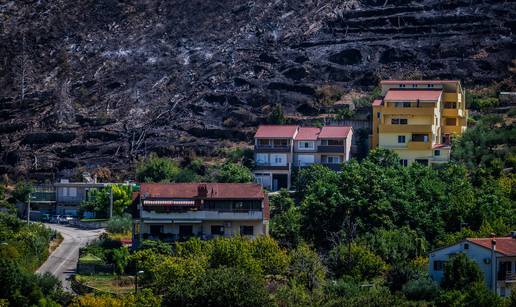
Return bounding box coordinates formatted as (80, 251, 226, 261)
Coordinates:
(143, 200, 196, 206)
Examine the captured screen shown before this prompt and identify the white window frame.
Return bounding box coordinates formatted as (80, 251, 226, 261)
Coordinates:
(326, 156, 341, 164)
(256, 153, 269, 165)
(297, 141, 315, 150)
(400, 159, 408, 167)
(68, 187, 77, 197)
(397, 135, 406, 143)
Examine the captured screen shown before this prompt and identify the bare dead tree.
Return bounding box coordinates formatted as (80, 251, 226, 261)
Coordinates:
(13, 34, 34, 102)
(56, 78, 75, 125)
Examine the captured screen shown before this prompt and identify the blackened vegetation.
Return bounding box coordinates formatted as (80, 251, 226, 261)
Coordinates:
(0, 0, 514, 179)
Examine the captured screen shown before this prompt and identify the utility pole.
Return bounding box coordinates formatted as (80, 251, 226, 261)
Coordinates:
(109, 185, 113, 219)
(27, 192, 31, 224)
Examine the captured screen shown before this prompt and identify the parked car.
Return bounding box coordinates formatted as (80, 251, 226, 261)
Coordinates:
(41, 214, 51, 222)
(50, 215, 61, 223)
(57, 215, 74, 224)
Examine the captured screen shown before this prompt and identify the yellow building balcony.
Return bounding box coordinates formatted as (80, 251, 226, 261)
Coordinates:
(442, 125, 462, 135)
(379, 124, 433, 133)
(382, 107, 435, 116)
(443, 92, 461, 102)
(442, 108, 465, 117)
(407, 141, 432, 150)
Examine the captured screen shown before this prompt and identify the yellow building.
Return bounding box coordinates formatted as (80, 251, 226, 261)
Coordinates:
(371, 80, 468, 166)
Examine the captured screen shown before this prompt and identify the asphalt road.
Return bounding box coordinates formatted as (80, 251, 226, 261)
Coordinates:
(36, 223, 104, 291)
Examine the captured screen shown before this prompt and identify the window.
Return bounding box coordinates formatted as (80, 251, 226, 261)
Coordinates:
(69, 187, 77, 197)
(445, 118, 457, 126)
(399, 84, 406, 88)
(321, 139, 344, 146)
(464, 243, 469, 250)
(211, 225, 224, 236)
(412, 84, 417, 88)
(444, 102, 456, 109)
(400, 159, 408, 167)
(397, 135, 406, 143)
(394, 102, 411, 108)
(434, 260, 445, 271)
(298, 141, 314, 150)
(434, 150, 441, 156)
(256, 153, 268, 165)
(391, 118, 408, 125)
(377, 112, 381, 119)
(240, 226, 254, 236)
(415, 159, 429, 166)
(428, 84, 434, 88)
(258, 139, 270, 146)
(273, 139, 288, 147)
(412, 134, 429, 142)
(325, 156, 341, 164)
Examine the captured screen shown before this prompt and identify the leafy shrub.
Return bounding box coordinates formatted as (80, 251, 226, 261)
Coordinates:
(106, 214, 132, 234)
(402, 277, 439, 301)
(442, 253, 483, 290)
(328, 243, 387, 281)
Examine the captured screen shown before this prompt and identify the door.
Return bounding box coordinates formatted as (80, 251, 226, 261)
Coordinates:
(179, 225, 193, 238)
(272, 174, 288, 191)
(150, 225, 162, 237)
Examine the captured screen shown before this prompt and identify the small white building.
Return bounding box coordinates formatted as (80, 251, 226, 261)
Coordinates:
(429, 234, 516, 297)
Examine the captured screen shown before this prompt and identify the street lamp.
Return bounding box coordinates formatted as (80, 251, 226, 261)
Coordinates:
(135, 270, 144, 294)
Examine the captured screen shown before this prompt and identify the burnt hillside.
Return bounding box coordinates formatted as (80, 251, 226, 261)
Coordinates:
(0, 0, 515, 179)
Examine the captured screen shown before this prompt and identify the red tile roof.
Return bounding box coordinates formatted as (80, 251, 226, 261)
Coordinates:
(384, 90, 442, 101)
(295, 127, 320, 140)
(467, 237, 516, 256)
(255, 125, 298, 138)
(381, 80, 459, 85)
(318, 126, 352, 139)
(372, 99, 383, 106)
(140, 183, 266, 200)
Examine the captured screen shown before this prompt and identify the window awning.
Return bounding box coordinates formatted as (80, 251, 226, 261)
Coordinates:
(174, 220, 202, 224)
(143, 200, 196, 206)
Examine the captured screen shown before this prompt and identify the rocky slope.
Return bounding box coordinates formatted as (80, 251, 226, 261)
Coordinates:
(0, 0, 515, 180)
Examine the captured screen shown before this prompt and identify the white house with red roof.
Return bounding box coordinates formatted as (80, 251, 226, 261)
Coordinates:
(429, 233, 516, 297)
(253, 125, 353, 191)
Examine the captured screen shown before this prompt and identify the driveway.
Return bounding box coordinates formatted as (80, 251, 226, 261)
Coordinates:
(36, 223, 104, 291)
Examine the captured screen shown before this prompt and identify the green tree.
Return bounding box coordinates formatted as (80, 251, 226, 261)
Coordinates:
(442, 253, 484, 290)
(270, 206, 302, 248)
(269, 189, 295, 216)
(328, 243, 387, 281)
(289, 243, 326, 292)
(136, 154, 181, 182)
(12, 181, 33, 202)
(112, 247, 130, 276)
(208, 162, 253, 183)
(250, 236, 290, 276)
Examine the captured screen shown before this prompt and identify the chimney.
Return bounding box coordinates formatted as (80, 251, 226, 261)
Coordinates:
(491, 235, 497, 292)
(197, 184, 208, 198)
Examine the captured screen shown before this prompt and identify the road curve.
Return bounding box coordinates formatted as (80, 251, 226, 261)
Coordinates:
(36, 223, 104, 291)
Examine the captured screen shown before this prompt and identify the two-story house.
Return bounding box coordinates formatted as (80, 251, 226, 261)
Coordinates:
(429, 234, 516, 297)
(253, 125, 353, 191)
(371, 80, 468, 166)
(132, 183, 269, 246)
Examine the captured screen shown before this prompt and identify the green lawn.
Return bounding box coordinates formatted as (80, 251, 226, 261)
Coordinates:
(79, 218, 109, 222)
(75, 274, 134, 295)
